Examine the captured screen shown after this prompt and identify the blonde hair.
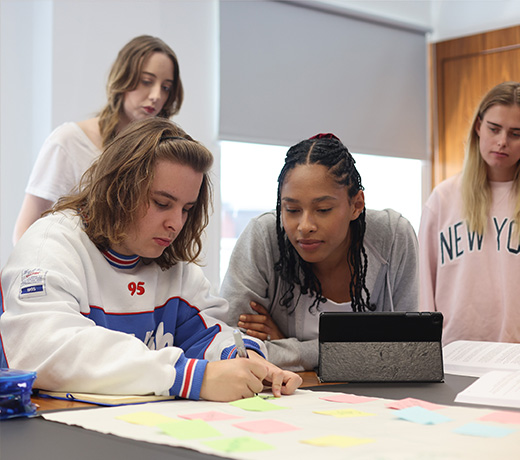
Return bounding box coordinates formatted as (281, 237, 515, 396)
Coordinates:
(461, 81, 520, 235)
(51, 118, 213, 269)
(98, 35, 183, 147)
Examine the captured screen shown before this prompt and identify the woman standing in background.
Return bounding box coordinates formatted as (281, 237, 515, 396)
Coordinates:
(420, 81, 520, 344)
(13, 35, 183, 243)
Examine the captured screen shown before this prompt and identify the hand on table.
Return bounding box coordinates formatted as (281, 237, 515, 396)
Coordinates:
(237, 301, 285, 341)
(248, 350, 302, 397)
(200, 353, 302, 402)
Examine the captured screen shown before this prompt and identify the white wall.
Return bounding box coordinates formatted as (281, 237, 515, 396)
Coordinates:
(320, 0, 520, 42)
(430, 0, 520, 42)
(0, 0, 221, 286)
(1, 0, 519, 286)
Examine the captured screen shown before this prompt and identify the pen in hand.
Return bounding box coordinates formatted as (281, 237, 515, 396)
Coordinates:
(233, 329, 249, 358)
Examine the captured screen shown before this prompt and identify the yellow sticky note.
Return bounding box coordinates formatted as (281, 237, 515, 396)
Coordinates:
(230, 395, 288, 412)
(116, 411, 177, 426)
(301, 435, 375, 447)
(313, 409, 376, 418)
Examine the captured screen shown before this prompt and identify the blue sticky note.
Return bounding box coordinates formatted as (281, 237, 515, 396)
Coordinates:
(396, 406, 451, 425)
(454, 423, 515, 438)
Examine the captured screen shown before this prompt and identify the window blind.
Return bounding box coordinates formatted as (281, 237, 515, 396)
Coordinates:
(219, 0, 428, 159)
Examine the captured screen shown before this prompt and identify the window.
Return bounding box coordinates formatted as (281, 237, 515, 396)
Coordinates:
(220, 141, 423, 285)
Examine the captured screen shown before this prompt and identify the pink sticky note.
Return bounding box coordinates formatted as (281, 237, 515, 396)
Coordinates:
(320, 394, 377, 404)
(179, 411, 241, 421)
(479, 411, 520, 425)
(385, 398, 444, 411)
(233, 419, 300, 434)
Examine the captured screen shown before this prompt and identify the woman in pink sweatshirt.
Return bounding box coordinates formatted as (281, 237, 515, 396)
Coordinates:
(419, 81, 520, 345)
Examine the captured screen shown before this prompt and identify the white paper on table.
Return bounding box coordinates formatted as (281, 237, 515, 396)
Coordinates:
(41, 389, 520, 460)
(443, 340, 520, 377)
(455, 370, 520, 409)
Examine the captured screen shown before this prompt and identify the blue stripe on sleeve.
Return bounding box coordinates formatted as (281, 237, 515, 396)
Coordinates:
(221, 338, 265, 360)
(170, 354, 207, 400)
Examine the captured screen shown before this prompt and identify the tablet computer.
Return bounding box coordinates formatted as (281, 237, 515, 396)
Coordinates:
(318, 311, 444, 383)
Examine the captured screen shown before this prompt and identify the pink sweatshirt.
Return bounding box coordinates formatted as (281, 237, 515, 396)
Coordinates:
(419, 174, 520, 345)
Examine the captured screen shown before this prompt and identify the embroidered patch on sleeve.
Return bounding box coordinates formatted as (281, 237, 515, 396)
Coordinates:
(19, 269, 47, 299)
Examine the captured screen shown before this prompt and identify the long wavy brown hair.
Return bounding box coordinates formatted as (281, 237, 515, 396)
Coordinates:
(50, 118, 213, 269)
(98, 35, 183, 147)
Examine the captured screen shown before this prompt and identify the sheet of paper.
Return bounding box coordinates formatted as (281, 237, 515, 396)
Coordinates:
(443, 340, 520, 377)
(38, 390, 176, 405)
(455, 370, 520, 409)
(41, 389, 520, 460)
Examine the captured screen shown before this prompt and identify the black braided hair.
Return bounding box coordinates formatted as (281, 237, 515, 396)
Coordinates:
(274, 134, 373, 313)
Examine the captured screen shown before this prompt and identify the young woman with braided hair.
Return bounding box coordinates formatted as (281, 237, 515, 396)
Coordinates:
(220, 134, 419, 371)
(420, 81, 520, 344)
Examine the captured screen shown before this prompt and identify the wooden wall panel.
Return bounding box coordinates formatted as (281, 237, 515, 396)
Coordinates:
(432, 25, 520, 189)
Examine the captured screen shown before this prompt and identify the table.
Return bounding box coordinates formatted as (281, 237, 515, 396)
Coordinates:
(29, 371, 468, 412)
(0, 373, 509, 460)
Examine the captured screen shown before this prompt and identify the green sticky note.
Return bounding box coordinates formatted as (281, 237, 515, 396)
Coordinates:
(116, 411, 177, 426)
(158, 419, 221, 440)
(230, 395, 289, 412)
(204, 436, 274, 453)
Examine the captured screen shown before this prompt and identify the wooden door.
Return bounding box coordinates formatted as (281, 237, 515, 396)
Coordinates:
(432, 26, 520, 188)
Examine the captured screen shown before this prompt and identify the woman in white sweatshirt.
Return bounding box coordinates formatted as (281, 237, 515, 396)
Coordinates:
(1, 117, 301, 401)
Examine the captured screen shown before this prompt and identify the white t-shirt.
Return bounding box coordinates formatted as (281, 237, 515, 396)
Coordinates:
(302, 299, 351, 339)
(26, 122, 101, 202)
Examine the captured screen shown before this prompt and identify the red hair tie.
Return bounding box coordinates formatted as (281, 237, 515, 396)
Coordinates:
(309, 133, 340, 140)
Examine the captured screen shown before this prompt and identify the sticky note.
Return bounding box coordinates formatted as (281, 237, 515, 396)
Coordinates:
(178, 410, 241, 421)
(395, 406, 451, 425)
(385, 398, 444, 411)
(230, 395, 288, 412)
(479, 411, 520, 425)
(233, 419, 300, 434)
(313, 408, 376, 418)
(116, 411, 177, 426)
(301, 435, 375, 447)
(157, 419, 221, 440)
(454, 422, 515, 438)
(320, 394, 377, 404)
(203, 436, 274, 453)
